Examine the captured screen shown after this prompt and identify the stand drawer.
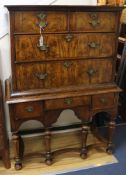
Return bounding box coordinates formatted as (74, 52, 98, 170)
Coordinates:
(14, 101, 43, 120)
(45, 96, 90, 110)
(92, 93, 115, 110)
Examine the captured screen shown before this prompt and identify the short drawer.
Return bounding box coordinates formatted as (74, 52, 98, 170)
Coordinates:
(15, 11, 67, 33)
(70, 12, 117, 32)
(92, 93, 115, 110)
(45, 96, 90, 110)
(15, 101, 43, 120)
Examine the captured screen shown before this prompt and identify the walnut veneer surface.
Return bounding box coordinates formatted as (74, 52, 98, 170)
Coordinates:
(5, 5, 123, 170)
(0, 80, 10, 169)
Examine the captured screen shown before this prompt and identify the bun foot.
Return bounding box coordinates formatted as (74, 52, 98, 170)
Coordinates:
(80, 148, 87, 159)
(15, 163, 22, 170)
(106, 146, 113, 154)
(45, 159, 53, 166)
(80, 153, 87, 159)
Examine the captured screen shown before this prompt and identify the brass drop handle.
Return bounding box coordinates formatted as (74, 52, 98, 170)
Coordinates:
(87, 68, 97, 76)
(65, 34, 73, 42)
(88, 42, 100, 48)
(37, 13, 46, 20)
(64, 98, 73, 105)
(89, 12, 100, 27)
(89, 13, 98, 19)
(15, 117, 20, 121)
(89, 20, 100, 27)
(35, 73, 48, 80)
(100, 98, 107, 104)
(37, 12, 48, 29)
(26, 106, 34, 112)
(64, 61, 73, 68)
(37, 43, 49, 53)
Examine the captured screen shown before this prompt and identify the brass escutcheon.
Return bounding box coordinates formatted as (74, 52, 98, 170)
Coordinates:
(64, 98, 73, 105)
(89, 13, 98, 19)
(65, 33, 73, 42)
(87, 68, 96, 76)
(26, 106, 34, 112)
(88, 42, 100, 48)
(100, 98, 107, 104)
(63, 61, 73, 68)
(35, 73, 48, 80)
(37, 12, 48, 29)
(89, 19, 100, 27)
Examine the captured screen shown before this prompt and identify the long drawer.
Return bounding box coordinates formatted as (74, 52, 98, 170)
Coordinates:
(14, 11, 117, 33)
(15, 59, 113, 91)
(15, 33, 116, 62)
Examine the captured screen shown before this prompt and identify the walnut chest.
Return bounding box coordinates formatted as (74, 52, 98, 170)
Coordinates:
(5, 5, 123, 170)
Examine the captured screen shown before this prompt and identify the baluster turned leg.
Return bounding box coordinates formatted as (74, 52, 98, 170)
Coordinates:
(80, 123, 89, 159)
(106, 119, 116, 154)
(44, 129, 52, 165)
(12, 132, 22, 170)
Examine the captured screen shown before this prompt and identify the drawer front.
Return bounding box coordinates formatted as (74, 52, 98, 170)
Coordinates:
(15, 101, 43, 120)
(92, 93, 115, 110)
(15, 33, 116, 62)
(45, 96, 90, 110)
(15, 11, 68, 33)
(70, 12, 117, 32)
(15, 59, 112, 91)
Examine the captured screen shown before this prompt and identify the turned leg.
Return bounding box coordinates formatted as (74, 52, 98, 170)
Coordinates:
(19, 135, 24, 159)
(12, 132, 22, 170)
(80, 123, 89, 159)
(44, 129, 52, 165)
(106, 120, 116, 154)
